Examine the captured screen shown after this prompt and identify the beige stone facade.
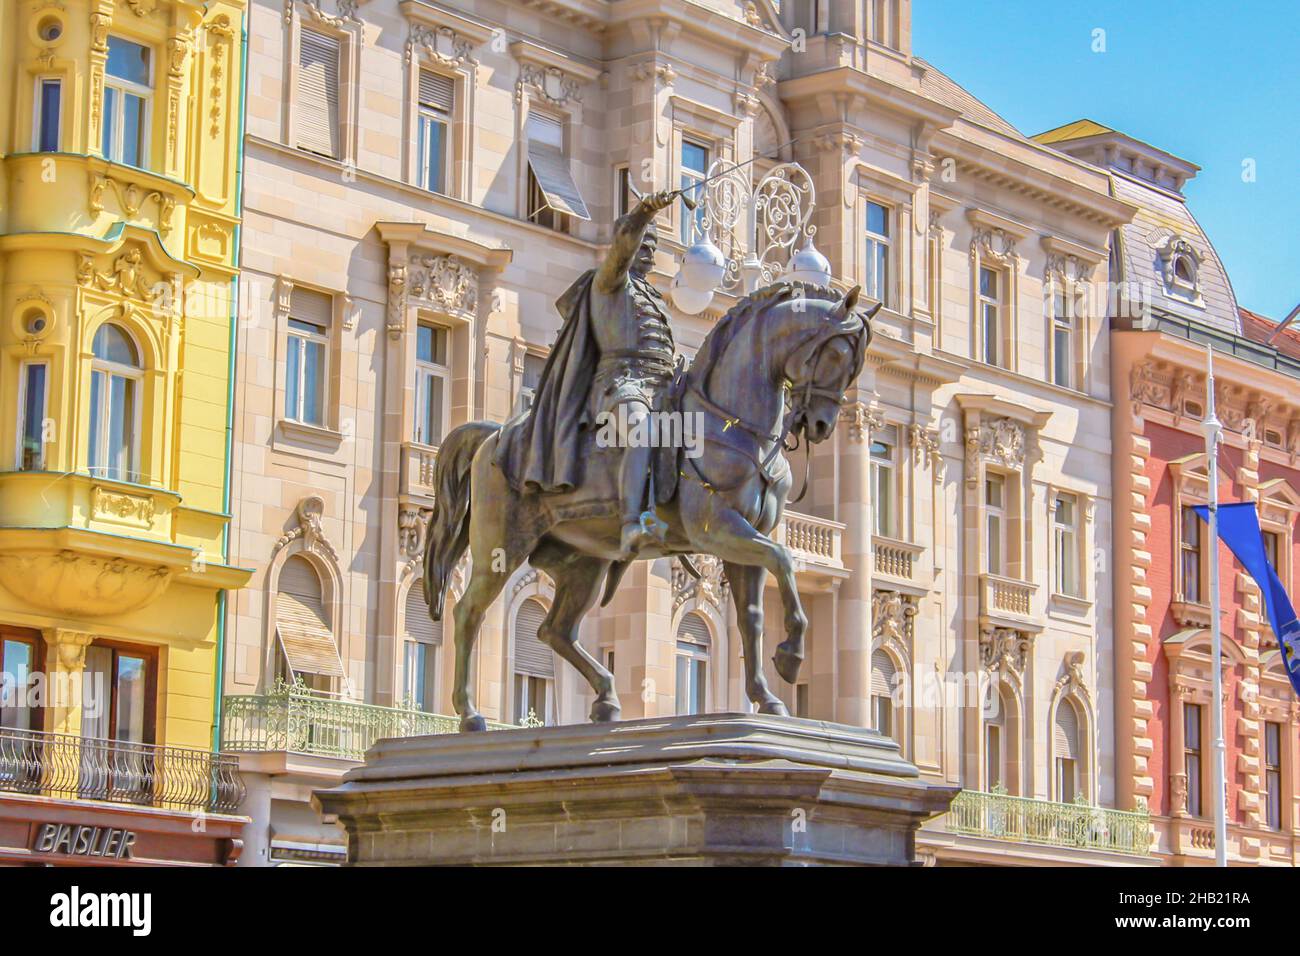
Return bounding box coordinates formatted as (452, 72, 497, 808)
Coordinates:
(222, 0, 1144, 865)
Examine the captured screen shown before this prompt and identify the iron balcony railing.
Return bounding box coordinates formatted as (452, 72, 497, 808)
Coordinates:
(0, 727, 245, 814)
(221, 687, 514, 761)
(944, 788, 1152, 857)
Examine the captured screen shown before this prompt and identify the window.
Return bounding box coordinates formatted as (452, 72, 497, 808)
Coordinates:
(679, 139, 709, 242)
(1051, 286, 1075, 388)
(985, 720, 1003, 790)
(1174, 255, 1195, 285)
(513, 598, 554, 723)
(1053, 492, 1080, 597)
(275, 554, 345, 692)
(102, 37, 151, 167)
(1265, 721, 1283, 830)
(865, 201, 891, 306)
(35, 77, 61, 152)
(516, 351, 547, 417)
(0, 632, 43, 732)
(870, 650, 897, 741)
(1054, 701, 1081, 803)
(870, 425, 897, 537)
(1264, 530, 1281, 572)
(416, 70, 453, 194)
(82, 644, 155, 745)
(985, 474, 1006, 575)
(17, 362, 48, 471)
(285, 288, 331, 426)
(1185, 703, 1203, 817)
(1180, 506, 1202, 603)
(525, 111, 589, 231)
(88, 324, 141, 483)
(297, 29, 340, 159)
(616, 165, 632, 218)
(403, 582, 441, 712)
(978, 266, 1002, 367)
(414, 324, 450, 445)
(675, 612, 710, 715)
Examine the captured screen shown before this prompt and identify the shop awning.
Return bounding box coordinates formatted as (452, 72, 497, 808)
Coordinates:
(275, 592, 346, 679)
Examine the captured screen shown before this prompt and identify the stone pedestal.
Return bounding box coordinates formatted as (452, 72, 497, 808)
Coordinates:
(313, 714, 958, 866)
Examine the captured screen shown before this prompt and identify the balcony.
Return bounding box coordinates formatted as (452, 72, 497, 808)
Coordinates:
(979, 572, 1040, 631)
(222, 687, 512, 762)
(775, 511, 847, 586)
(940, 789, 1152, 857)
(873, 535, 926, 586)
(400, 440, 440, 502)
(0, 727, 245, 814)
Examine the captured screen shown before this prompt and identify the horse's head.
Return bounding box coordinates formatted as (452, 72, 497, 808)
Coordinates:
(782, 285, 878, 444)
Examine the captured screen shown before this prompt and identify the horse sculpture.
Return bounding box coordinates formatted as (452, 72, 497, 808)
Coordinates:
(423, 282, 876, 731)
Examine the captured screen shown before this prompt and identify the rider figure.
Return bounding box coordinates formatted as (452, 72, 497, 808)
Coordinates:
(590, 190, 679, 558)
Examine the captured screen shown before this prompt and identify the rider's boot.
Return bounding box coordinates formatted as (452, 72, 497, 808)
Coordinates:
(617, 442, 660, 559)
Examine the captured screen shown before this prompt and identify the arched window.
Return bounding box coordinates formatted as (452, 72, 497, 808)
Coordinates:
(675, 612, 711, 715)
(870, 649, 897, 740)
(88, 323, 142, 482)
(1173, 254, 1195, 285)
(403, 581, 441, 712)
(512, 598, 553, 724)
(274, 555, 343, 694)
(1054, 699, 1082, 803)
(984, 682, 1018, 793)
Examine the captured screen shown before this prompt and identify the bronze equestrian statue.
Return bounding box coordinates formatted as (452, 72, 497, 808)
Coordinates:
(423, 190, 876, 731)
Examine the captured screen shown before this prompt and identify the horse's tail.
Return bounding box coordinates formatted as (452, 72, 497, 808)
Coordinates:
(423, 421, 501, 621)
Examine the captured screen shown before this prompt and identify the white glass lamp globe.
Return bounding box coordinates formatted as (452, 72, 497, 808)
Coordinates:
(671, 273, 714, 315)
(785, 241, 832, 290)
(678, 236, 726, 292)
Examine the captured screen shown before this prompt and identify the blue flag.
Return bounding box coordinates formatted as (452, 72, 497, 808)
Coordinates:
(1194, 502, 1300, 697)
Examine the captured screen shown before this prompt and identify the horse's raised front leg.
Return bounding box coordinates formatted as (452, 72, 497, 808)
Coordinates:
(724, 561, 787, 715)
(688, 506, 808, 686)
(530, 541, 620, 723)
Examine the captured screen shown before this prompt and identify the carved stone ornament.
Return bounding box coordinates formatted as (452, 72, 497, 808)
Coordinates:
(518, 63, 582, 105)
(872, 590, 916, 671)
(1053, 650, 1092, 707)
(272, 495, 339, 562)
(840, 402, 885, 445)
(92, 486, 157, 528)
(980, 626, 1029, 676)
(967, 417, 1025, 471)
(970, 227, 1018, 262)
(386, 260, 408, 340)
(673, 555, 729, 611)
(910, 423, 942, 474)
(398, 505, 433, 558)
(408, 254, 478, 315)
(408, 23, 473, 67)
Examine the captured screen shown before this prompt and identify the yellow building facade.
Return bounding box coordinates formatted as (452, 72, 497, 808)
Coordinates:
(0, 0, 250, 865)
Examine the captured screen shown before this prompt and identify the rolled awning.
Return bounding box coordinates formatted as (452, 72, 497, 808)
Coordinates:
(526, 140, 591, 222)
(276, 591, 346, 679)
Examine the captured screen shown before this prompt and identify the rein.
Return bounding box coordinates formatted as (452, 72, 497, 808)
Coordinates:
(681, 313, 858, 501)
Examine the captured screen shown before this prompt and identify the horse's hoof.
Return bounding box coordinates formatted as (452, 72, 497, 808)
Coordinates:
(773, 643, 803, 683)
(590, 698, 622, 723)
(757, 698, 790, 717)
(460, 714, 487, 733)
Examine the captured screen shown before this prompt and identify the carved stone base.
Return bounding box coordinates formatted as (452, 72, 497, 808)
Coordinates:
(313, 713, 958, 866)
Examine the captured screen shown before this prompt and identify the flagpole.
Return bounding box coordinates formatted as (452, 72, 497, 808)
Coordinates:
(1203, 342, 1228, 867)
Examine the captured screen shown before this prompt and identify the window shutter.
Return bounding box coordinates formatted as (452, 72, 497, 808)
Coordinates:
(404, 581, 441, 645)
(676, 612, 711, 647)
(276, 555, 346, 679)
(871, 650, 896, 696)
(297, 29, 340, 159)
(290, 286, 333, 328)
(525, 111, 591, 221)
(1054, 701, 1080, 761)
(419, 70, 454, 112)
(513, 598, 553, 678)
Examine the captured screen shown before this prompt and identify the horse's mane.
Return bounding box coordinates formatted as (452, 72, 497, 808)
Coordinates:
(692, 281, 844, 374)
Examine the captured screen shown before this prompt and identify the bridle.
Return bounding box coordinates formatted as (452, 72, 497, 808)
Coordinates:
(684, 313, 865, 499)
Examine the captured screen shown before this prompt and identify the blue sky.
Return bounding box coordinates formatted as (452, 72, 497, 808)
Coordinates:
(912, 0, 1300, 319)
